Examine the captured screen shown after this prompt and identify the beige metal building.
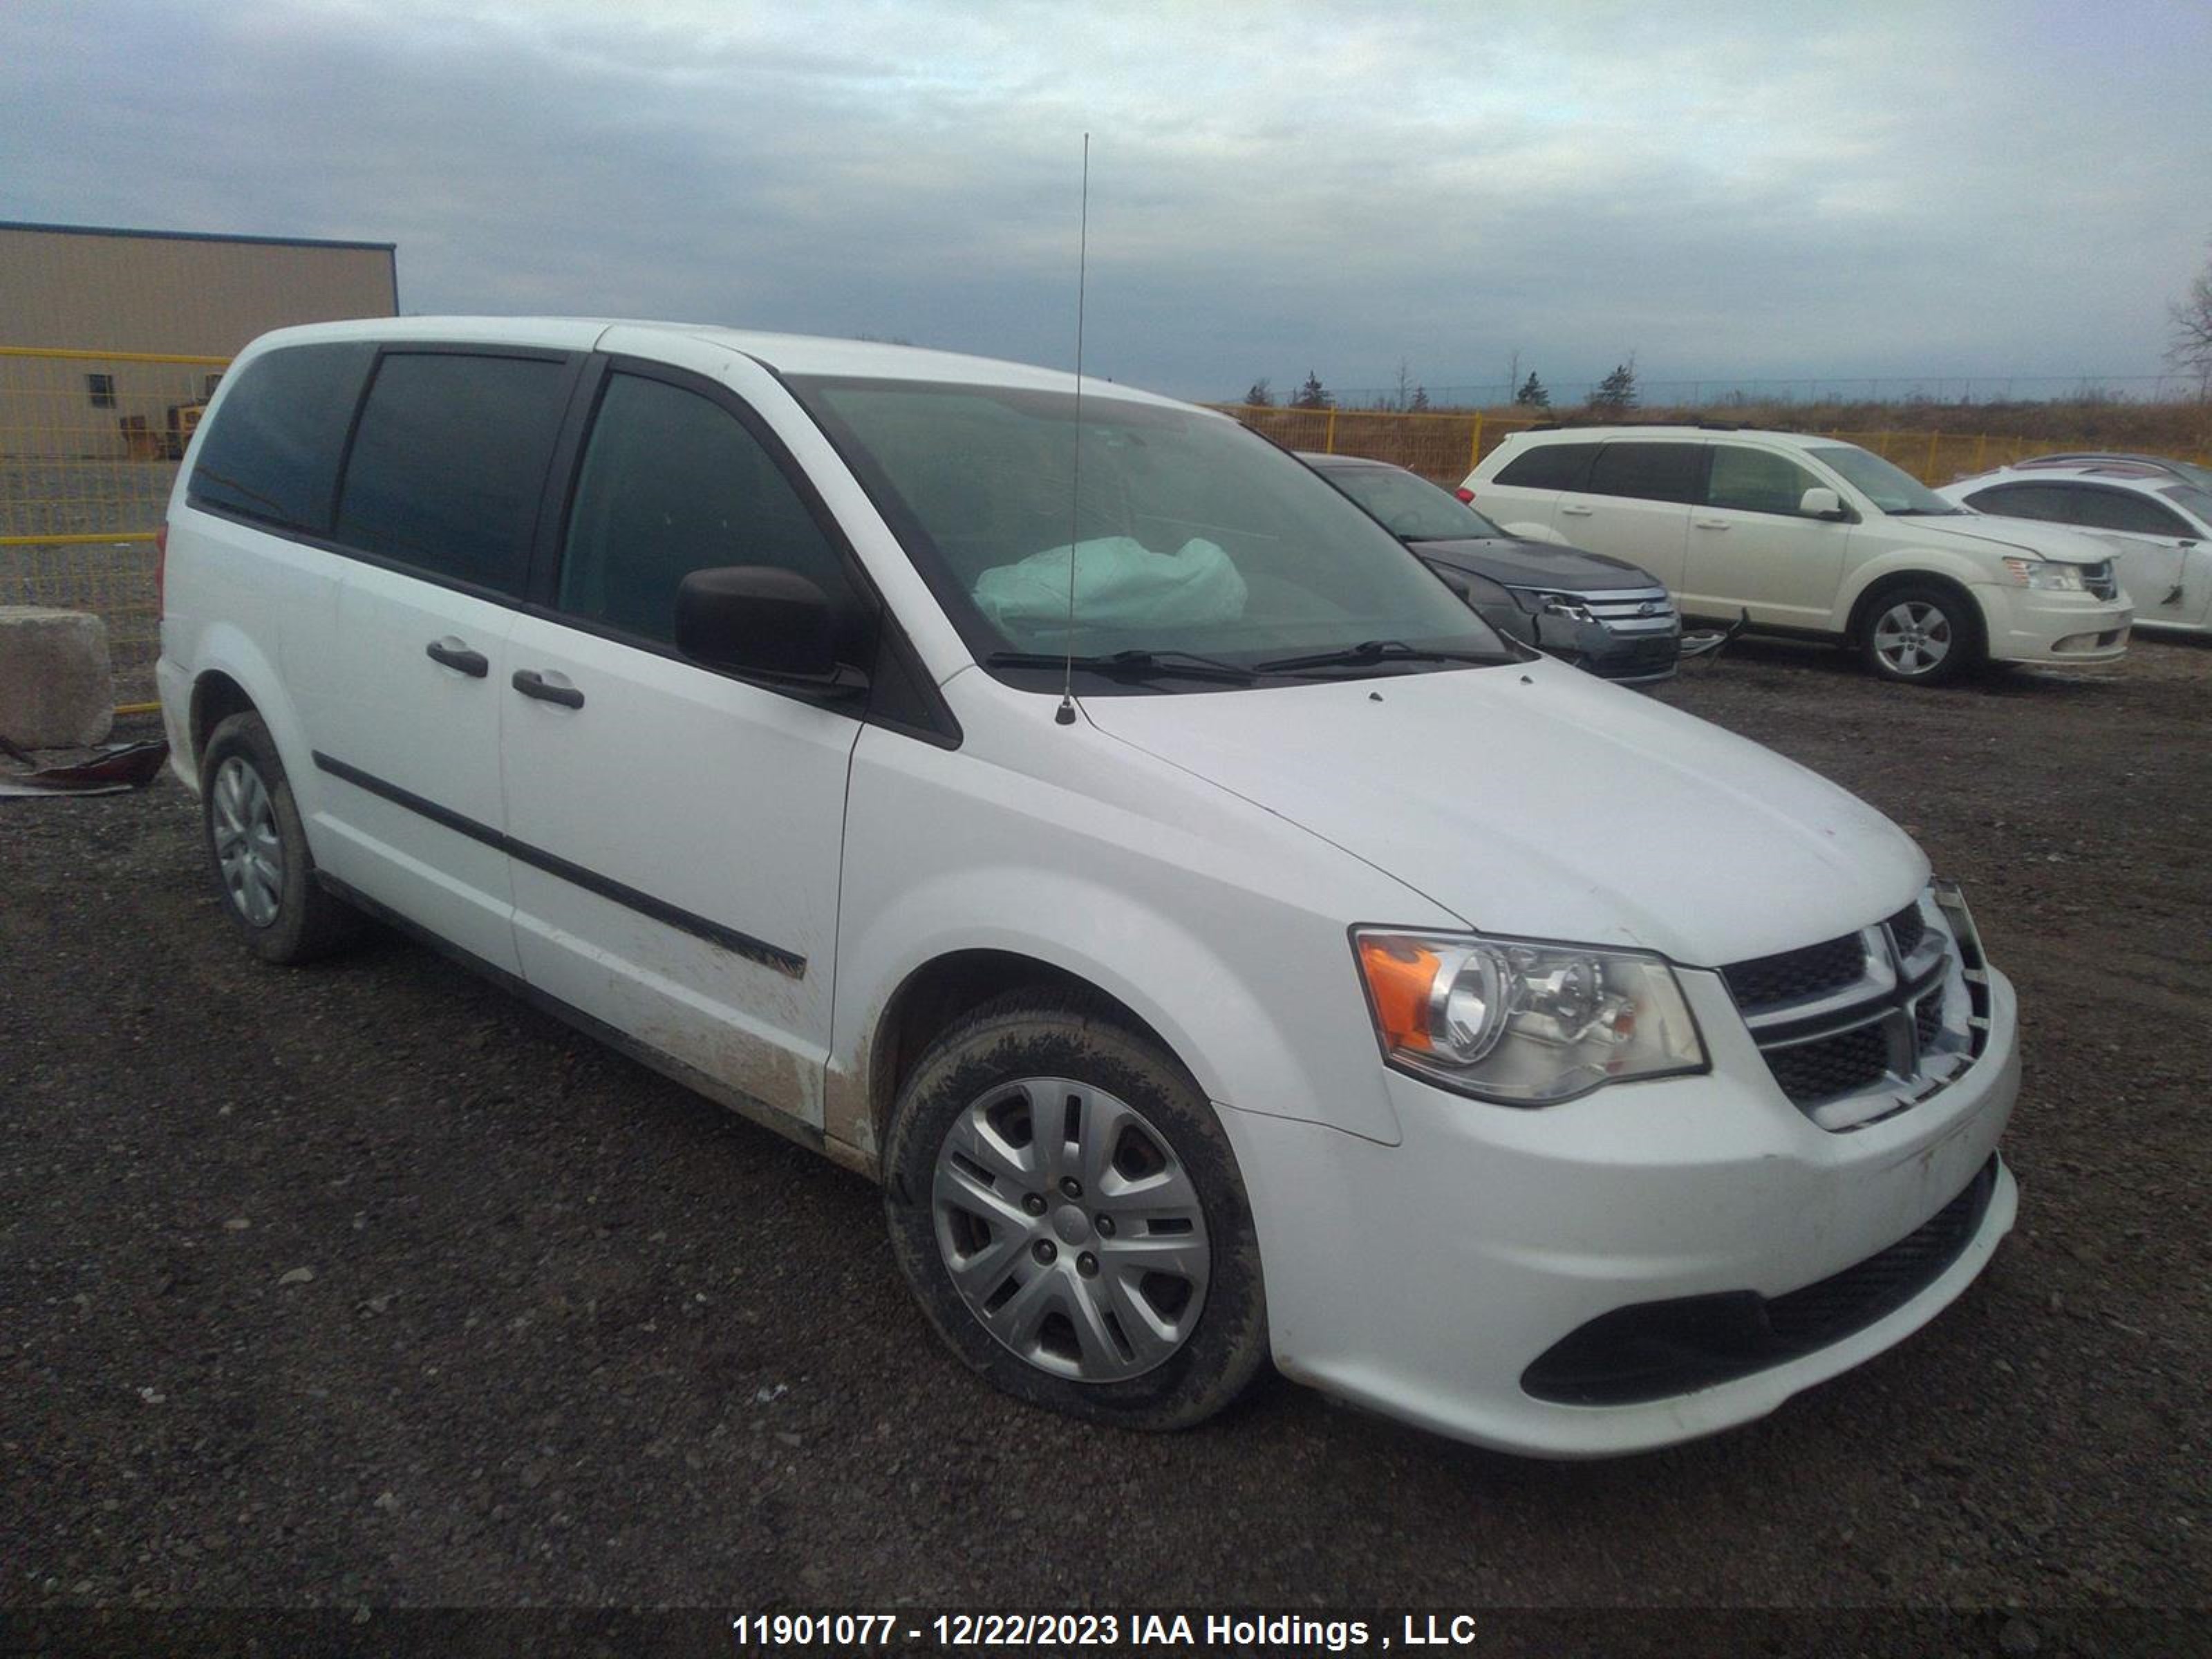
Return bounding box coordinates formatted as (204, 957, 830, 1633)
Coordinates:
(0, 221, 398, 458)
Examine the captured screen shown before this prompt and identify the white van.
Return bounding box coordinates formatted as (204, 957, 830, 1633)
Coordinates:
(158, 319, 2020, 1456)
(1464, 426, 2133, 684)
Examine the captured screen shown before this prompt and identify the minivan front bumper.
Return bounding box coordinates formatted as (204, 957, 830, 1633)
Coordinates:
(1215, 966, 2019, 1458)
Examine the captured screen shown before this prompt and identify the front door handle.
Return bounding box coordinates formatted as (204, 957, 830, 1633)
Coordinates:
(1559, 503, 1595, 516)
(1693, 518, 1730, 530)
(512, 668, 584, 709)
(424, 638, 489, 677)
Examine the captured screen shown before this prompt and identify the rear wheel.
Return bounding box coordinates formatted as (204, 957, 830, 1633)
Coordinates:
(882, 991, 1268, 1430)
(201, 712, 362, 964)
(1862, 583, 1983, 686)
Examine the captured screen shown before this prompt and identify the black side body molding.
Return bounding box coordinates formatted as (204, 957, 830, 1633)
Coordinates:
(310, 751, 807, 978)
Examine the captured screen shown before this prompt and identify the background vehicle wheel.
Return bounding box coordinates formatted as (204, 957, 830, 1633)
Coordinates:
(200, 711, 362, 964)
(882, 990, 1269, 1432)
(1862, 583, 1983, 686)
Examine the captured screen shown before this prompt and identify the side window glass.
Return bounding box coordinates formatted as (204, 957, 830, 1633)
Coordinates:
(1705, 447, 1821, 516)
(2062, 487, 2191, 537)
(187, 342, 374, 533)
(1585, 442, 1703, 505)
(1492, 442, 1597, 490)
(559, 372, 859, 646)
(1967, 485, 2058, 521)
(334, 352, 570, 594)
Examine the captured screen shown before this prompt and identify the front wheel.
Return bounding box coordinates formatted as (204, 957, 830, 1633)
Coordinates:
(881, 991, 1269, 1431)
(1862, 584, 1983, 686)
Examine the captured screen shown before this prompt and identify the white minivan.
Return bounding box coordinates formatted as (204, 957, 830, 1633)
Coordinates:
(158, 319, 2021, 1457)
(1464, 426, 2134, 684)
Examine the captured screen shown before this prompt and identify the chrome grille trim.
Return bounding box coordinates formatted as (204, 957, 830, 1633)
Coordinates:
(1510, 585, 1679, 634)
(1723, 895, 1985, 1132)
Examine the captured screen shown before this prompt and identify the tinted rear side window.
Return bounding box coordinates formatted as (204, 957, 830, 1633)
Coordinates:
(1492, 442, 1597, 490)
(334, 352, 570, 594)
(1586, 442, 1705, 504)
(187, 342, 374, 533)
(1964, 483, 2060, 521)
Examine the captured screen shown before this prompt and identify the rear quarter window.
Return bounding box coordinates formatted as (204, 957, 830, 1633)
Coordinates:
(187, 342, 375, 533)
(1490, 442, 1597, 491)
(332, 351, 572, 594)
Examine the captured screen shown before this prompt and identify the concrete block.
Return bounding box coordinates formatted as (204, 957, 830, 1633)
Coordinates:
(0, 607, 114, 748)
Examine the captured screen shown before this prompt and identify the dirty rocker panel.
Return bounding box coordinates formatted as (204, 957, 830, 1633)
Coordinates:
(310, 869, 830, 1159)
(309, 750, 807, 977)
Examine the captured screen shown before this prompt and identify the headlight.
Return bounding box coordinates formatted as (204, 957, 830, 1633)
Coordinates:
(2001, 557, 2085, 591)
(1353, 929, 1707, 1105)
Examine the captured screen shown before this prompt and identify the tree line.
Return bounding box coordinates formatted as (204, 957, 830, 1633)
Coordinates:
(1238, 358, 1644, 414)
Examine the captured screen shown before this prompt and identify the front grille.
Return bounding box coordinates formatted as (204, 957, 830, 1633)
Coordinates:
(1886, 902, 1926, 958)
(1766, 1022, 1891, 1103)
(1723, 897, 1985, 1130)
(1524, 1159, 1999, 1405)
(2083, 561, 2117, 600)
(1723, 933, 1866, 1011)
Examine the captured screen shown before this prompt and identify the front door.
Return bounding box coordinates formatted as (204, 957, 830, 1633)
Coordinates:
(500, 347, 870, 1130)
(1683, 443, 1850, 628)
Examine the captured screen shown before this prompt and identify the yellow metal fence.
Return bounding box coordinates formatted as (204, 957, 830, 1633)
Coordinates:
(1, 346, 229, 711)
(4, 343, 2208, 716)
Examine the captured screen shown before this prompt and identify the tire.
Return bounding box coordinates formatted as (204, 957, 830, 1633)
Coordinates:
(200, 711, 362, 964)
(1861, 583, 1984, 686)
(882, 989, 1269, 1432)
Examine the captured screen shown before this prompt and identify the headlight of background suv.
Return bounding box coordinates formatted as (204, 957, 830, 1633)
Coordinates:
(1353, 929, 1706, 1105)
(2001, 556, 2086, 591)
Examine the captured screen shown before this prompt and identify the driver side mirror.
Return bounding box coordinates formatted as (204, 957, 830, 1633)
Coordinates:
(1799, 486, 1848, 521)
(675, 565, 867, 694)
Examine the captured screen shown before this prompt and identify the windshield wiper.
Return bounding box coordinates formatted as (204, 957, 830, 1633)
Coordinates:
(985, 648, 1255, 684)
(1253, 639, 1506, 673)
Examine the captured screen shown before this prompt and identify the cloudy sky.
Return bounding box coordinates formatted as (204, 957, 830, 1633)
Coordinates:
(6, 0, 2209, 402)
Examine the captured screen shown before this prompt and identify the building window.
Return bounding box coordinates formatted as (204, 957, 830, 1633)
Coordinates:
(203, 372, 224, 399)
(86, 373, 116, 409)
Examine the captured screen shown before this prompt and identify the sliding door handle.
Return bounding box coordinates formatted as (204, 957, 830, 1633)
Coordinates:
(512, 668, 584, 709)
(424, 638, 489, 677)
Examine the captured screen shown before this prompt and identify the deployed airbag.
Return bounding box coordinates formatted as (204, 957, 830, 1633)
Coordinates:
(973, 537, 1246, 635)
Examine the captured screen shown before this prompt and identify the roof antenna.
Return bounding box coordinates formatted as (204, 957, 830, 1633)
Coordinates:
(1055, 131, 1091, 727)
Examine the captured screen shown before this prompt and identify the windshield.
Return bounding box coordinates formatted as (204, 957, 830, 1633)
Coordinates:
(1312, 460, 1505, 542)
(793, 378, 1510, 686)
(1808, 444, 1963, 516)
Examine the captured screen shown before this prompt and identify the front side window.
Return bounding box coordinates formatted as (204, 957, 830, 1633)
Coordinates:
(2159, 485, 2212, 532)
(1705, 446, 1822, 516)
(794, 378, 1507, 684)
(2054, 486, 2193, 538)
(1584, 441, 1704, 505)
(188, 341, 375, 534)
(558, 371, 859, 644)
(334, 352, 570, 594)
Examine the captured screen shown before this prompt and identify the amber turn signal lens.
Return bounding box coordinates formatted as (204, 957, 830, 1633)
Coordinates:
(1358, 937, 1440, 1053)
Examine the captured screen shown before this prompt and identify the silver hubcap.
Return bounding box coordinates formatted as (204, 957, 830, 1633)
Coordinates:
(932, 1076, 1210, 1382)
(1873, 601, 1952, 675)
(211, 756, 283, 928)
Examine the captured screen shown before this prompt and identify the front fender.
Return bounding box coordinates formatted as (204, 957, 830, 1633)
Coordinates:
(1830, 547, 1997, 635)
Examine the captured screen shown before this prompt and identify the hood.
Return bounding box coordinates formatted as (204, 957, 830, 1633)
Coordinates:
(1902, 512, 2117, 566)
(1081, 661, 1926, 968)
(1412, 536, 1660, 592)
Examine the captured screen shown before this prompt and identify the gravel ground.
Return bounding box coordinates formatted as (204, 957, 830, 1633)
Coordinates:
(2, 639, 2207, 1646)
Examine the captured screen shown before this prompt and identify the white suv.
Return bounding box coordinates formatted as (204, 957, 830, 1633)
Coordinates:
(158, 319, 2021, 1456)
(1465, 426, 2133, 684)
